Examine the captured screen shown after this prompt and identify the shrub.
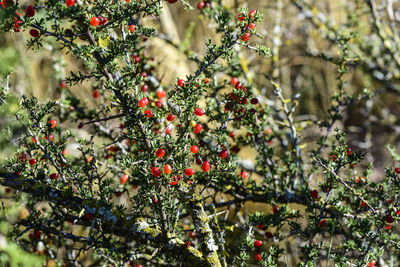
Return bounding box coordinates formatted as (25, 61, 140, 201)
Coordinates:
(1, 0, 400, 266)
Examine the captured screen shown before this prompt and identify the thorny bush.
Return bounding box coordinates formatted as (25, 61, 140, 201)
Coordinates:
(1, 0, 400, 266)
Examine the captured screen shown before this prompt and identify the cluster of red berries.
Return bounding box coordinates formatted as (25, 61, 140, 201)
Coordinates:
(239, 170, 248, 179)
(254, 240, 263, 261)
(310, 190, 319, 200)
(196, 1, 211, 9)
(89, 16, 107, 27)
(237, 10, 257, 42)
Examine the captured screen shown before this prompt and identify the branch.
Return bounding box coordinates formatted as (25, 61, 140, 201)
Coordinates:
(0, 172, 206, 264)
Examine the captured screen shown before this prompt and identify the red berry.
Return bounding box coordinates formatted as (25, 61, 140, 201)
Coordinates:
(368, 261, 376, 267)
(132, 55, 140, 64)
(165, 126, 172, 135)
(183, 241, 190, 248)
(151, 167, 161, 177)
(247, 23, 256, 30)
(34, 230, 41, 239)
(197, 1, 204, 9)
(156, 89, 166, 99)
(50, 173, 58, 180)
(254, 240, 262, 247)
(231, 77, 239, 86)
(239, 171, 248, 179)
(318, 219, 327, 229)
(138, 97, 148, 108)
(235, 82, 242, 89)
(144, 109, 154, 118)
(168, 0, 177, 3)
(26, 5, 35, 17)
(49, 119, 57, 129)
(177, 79, 185, 87)
(386, 214, 395, 223)
(265, 232, 273, 238)
(190, 145, 199, 154)
(140, 72, 147, 77)
(167, 114, 175, 121)
(310, 190, 319, 200)
(185, 168, 195, 176)
(202, 161, 210, 172)
(18, 153, 28, 162)
(255, 253, 262, 262)
(120, 174, 129, 184)
(92, 90, 100, 98)
(47, 134, 57, 144)
(219, 149, 229, 159)
(193, 123, 202, 134)
(90, 17, 100, 27)
(60, 82, 66, 88)
(273, 205, 278, 214)
(141, 84, 148, 92)
(98, 17, 107, 25)
(241, 33, 251, 42)
(29, 29, 39, 38)
(66, 0, 75, 7)
(237, 13, 245, 21)
(13, 23, 21, 32)
(249, 9, 257, 17)
(395, 167, 400, 174)
(189, 231, 196, 238)
(194, 107, 204, 116)
(155, 101, 163, 108)
(129, 24, 135, 33)
(29, 158, 37, 166)
(156, 148, 165, 158)
(250, 98, 258, 104)
(46, 134, 55, 142)
(163, 164, 172, 174)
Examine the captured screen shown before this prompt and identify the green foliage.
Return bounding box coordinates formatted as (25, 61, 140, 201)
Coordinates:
(0, 47, 18, 76)
(1, 0, 400, 266)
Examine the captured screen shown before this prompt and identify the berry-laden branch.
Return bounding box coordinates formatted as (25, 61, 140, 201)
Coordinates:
(0, 172, 206, 264)
(2, 0, 400, 266)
